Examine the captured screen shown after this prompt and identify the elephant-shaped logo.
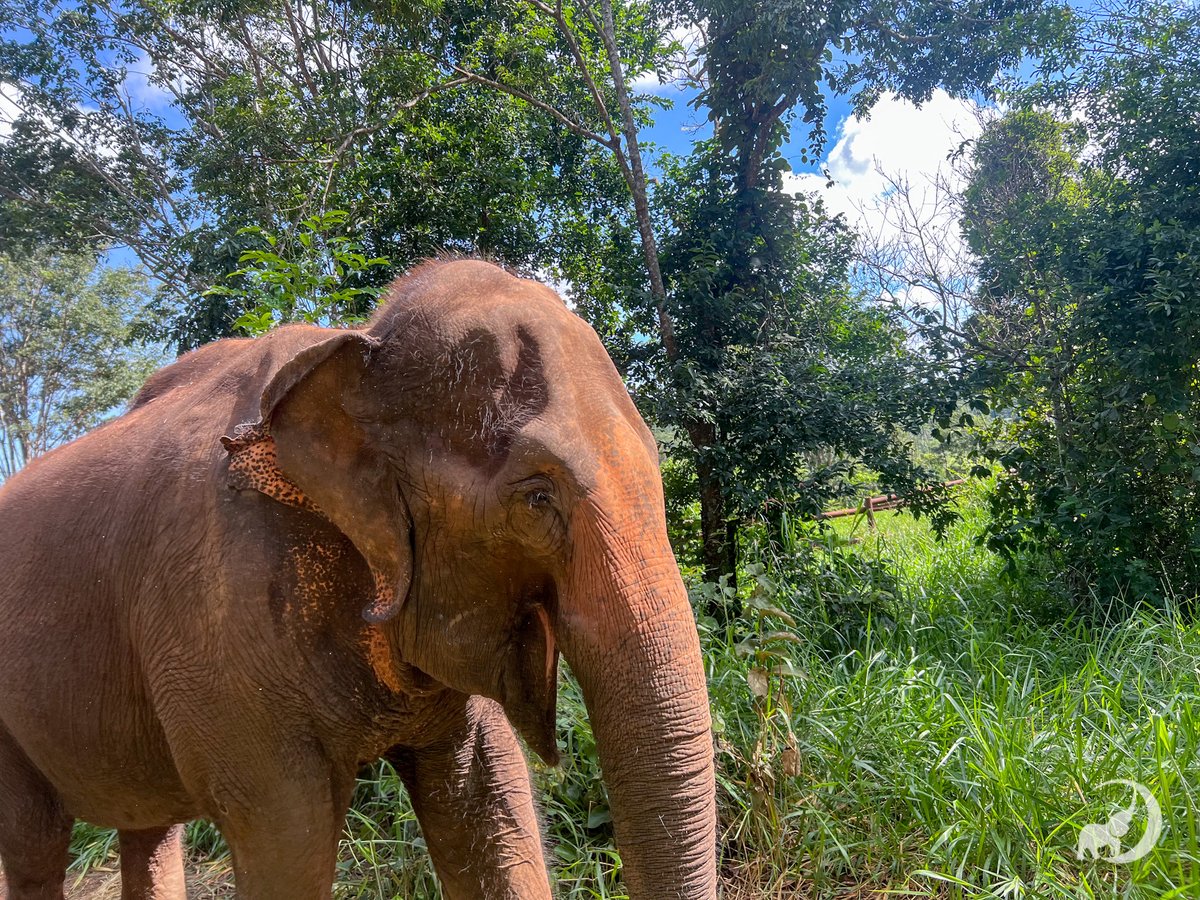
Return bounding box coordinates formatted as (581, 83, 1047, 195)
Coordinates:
(1076, 779, 1162, 863)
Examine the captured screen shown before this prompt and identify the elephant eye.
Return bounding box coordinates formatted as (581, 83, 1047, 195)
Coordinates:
(509, 474, 557, 511)
(506, 475, 565, 554)
(527, 488, 553, 509)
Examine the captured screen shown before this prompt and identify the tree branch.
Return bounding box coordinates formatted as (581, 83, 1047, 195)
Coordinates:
(595, 0, 677, 360)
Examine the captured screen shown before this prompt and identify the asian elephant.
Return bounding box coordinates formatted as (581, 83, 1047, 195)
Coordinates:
(0, 259, 717, 899)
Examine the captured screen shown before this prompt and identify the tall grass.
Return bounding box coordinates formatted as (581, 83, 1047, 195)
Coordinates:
(706, 484, 1200, 898)
(66, 484, 1200, 898)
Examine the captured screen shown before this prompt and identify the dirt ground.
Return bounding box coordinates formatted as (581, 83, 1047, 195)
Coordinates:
(2, 864, 909, 899)
(0, 861, 235, 899)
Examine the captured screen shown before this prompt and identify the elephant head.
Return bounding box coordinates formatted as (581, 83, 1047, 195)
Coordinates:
(243, 260, 717, 898)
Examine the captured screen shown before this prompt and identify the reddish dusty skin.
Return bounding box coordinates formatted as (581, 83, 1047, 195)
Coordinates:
(0, 259, 716, 900)
(222, 424, 404, 690)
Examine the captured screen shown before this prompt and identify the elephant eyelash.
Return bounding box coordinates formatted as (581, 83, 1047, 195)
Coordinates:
(507, 473, 555, 508)
(526, 489, 554, 509)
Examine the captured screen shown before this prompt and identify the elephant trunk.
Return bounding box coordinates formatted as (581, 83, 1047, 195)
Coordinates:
(558, 533, 717, 900)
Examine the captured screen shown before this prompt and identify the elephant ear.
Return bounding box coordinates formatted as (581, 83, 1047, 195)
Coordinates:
(224, 331, 412, 624)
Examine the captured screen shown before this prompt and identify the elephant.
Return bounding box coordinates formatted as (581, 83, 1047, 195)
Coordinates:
(0, 259, 717, 899)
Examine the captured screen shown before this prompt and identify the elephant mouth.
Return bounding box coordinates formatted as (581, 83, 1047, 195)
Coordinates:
(498, 582, 560, 764)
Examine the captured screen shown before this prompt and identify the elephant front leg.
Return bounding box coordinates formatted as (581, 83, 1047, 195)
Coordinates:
(212, 759, 356, 900)
(390, 696, 552, 900)
(118, 825, 186, 900)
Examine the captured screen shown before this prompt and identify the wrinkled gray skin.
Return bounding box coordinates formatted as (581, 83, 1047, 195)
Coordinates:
(0, 260, 717, 899)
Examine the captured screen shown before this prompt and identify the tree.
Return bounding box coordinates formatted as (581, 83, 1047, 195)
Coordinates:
(961, 110, 1088, 478)
(960, 1, 1200, 607)
(0, 251, 158, 478)
(854, 163, 979, 360)
(416, 0, 679, 361)
(0, 0, 637, 349)
(436, 0, 1073, 583)
(652, 142, 954, 584)
(647, 0, 1073, 582)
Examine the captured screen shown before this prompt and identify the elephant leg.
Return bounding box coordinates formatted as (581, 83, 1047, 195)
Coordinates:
(391, 697, 552, 900)
(217, 764, 354, 900)
(0, 726, 72, 900)
(118, 825, 186, 900)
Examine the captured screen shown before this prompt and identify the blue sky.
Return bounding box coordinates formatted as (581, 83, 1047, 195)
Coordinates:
(636, 84, 856, 172)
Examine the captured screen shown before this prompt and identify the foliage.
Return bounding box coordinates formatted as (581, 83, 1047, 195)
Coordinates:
(619, 0, 1074, 583)
(206, 211, 390, 336)
(653, 143, 958, 584)
(0, 0, 637, 348)
(0, 250, 158, 479)
(961, 2, 1200, 609)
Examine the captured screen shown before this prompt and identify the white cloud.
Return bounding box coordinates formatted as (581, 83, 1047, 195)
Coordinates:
(0, 82, 24, 138)
(786, 90, 986, 231)
(785, 91, 992, 317)
(627, 70, 670, 94)
(122, 49, 180, 112)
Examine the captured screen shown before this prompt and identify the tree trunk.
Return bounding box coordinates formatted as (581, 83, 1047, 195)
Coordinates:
(696, 456, 738, 617)
(595, 0, 677, 363)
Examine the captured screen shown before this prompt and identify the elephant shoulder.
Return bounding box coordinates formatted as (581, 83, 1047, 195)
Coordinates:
(129, 325, 340, 422)
(130, 337, 253, 409)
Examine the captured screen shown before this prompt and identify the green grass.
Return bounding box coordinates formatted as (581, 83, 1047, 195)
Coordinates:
(703, 484, 1200, 898)
(68, 484, 1200, 898)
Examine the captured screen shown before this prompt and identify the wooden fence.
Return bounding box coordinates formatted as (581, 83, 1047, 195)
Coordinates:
(817, 479, 966, 529)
